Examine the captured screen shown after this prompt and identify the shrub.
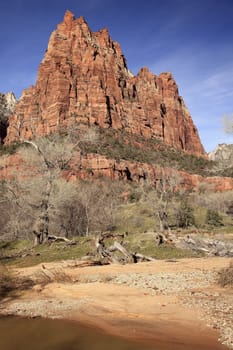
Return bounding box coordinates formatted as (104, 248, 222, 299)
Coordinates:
(226, 202, 233, 217)
(218, 262, 233, 288)
(176, 200, 195, 228)
(205, 209, 223, 226)
(0, 142, 22, 156)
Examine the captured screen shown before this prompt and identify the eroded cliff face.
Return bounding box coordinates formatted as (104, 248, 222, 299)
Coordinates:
(209, 144, 233, 168)
(1, 152, 233, 192)
(6, 10, 205, 157)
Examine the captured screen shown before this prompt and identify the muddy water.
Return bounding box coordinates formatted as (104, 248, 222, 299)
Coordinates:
(0, 316, 228, 350)
(0, 316, 155, 350)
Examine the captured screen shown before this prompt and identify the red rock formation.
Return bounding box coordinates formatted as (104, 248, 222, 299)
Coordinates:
(6, 10, 205, 157)
(1, 152, 233, 192)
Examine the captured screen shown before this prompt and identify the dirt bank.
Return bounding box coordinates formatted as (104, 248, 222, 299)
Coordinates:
(1, 257, 232, 349)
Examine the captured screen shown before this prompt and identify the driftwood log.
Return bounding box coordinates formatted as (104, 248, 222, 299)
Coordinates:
(95, 232, 155, 264)
(47, 235, 76, 245)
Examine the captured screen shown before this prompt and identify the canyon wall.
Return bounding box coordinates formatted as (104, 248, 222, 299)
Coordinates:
(6, 10, 205, 157)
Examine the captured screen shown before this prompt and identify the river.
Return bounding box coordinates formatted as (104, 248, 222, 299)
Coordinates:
(0, 316, 155, 350)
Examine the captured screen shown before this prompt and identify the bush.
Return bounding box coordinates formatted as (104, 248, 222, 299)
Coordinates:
(205, 209, 223, 226)
(218, 262, 233, 287)
(226, 202, 233, 217)
(176, 200, 195, 228)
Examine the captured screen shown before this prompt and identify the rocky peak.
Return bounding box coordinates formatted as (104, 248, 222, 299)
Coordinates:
(137, 67, 155, 79)
(209, 143, 233, 168)
(63, 9, 75, 25)
(5, 92, 17, 113)
(0, 91, 17, 143)
(5, 10, 206, 157)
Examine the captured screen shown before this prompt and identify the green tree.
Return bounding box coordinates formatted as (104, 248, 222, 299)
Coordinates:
(176, 199, 195, 228)
(205, 209, 223, 227)
(226, 202, 233, 217)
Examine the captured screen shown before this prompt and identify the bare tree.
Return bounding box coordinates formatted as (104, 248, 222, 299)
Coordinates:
(0, 130, 84, 244)
(47, 179, 86, 238)
(192, 188, 233, 215)
(74, 180, 120, 236)
(23, 134, 85, 243)
(1, 125, 119, 243)
(144, 170, 181, 232)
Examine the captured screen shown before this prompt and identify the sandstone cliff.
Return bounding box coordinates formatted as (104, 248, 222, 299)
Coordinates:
(1, 151, 233, 192)
(6, 10, 205, 157)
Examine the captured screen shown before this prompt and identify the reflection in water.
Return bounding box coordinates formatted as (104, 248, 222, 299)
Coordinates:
(0, 317, 154, 350)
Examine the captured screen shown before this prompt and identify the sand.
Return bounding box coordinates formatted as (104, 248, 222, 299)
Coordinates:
(1, 257, 232, 349)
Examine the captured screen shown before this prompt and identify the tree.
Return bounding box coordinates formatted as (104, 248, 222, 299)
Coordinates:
(226, 202, 233, 217)
(0, 176, 25, 240)
(47, 179, 118, 238)
(74, 180, 120, 236)
(21, 135, 81, 244)
(1, 131, 84, 244)
(175, 199, 195, 228)
(144, 170, 181, 232)
(0, 180, 11, 238)
(205, 209, 223, 227)
(1, 125, 121, 243)
(193, 189, 233, 215)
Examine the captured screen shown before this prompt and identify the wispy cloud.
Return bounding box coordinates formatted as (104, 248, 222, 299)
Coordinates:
(189, 65, 233, 101)
(146, 40, 233, 151)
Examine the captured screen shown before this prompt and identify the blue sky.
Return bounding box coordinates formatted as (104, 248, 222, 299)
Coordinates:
(0, 0, 232, 152)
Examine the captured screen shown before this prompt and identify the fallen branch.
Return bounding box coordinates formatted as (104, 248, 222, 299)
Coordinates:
(133, 253, 156, 262)
(47, 235, 76, 245)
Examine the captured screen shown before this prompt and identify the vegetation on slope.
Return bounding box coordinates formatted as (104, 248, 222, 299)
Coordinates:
(78, 127, 215, 176)
(0, 126, 215, 176)
(0, 126, 232, 269)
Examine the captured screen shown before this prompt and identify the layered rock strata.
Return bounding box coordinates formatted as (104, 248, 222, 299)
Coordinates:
(1, 152, 233, 192)
(6, 10, 205, 157)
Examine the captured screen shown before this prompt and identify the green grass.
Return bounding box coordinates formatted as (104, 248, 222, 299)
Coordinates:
(1, 192, 232, 268)
(1, 230, 203, 268)
(114, 202, 155, 234)
(114, 200, 233, 235)
(141, 245, 202, 259)
(124, 232, 203, 259)
(0, 237, 92, 268)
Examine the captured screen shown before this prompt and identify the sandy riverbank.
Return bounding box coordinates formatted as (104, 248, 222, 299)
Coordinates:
(1, 257, 232, 349)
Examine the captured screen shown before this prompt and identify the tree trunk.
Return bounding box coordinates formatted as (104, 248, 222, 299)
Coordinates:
(41, 177, 52, 242)
(158, 210, 168, 232)
(33, 232, 41, 246)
